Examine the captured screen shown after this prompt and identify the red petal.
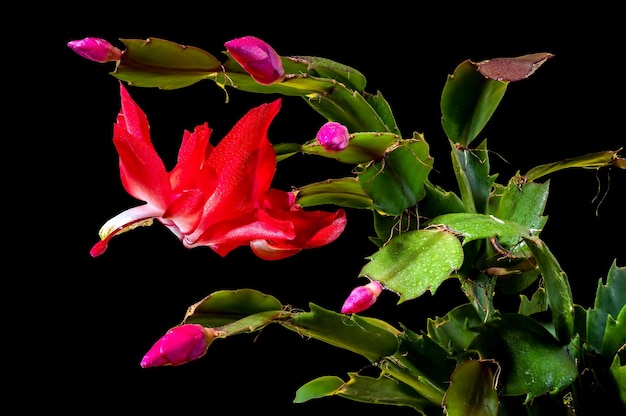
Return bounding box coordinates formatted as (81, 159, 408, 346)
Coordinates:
(170, 122, 214, 192)
(265, 205, 347, 250)
(163, 189, 205, 235)
(114, 125, 171, 210)
(113, 85, 171, 209)
(191, 99, 281, 236)
(119, 83, 151, 143)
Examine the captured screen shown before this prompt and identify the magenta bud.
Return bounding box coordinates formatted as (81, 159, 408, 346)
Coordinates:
(341, 281, 383, 314)
(316, 121, 350, 152)
(140, 324, 216, 368)
(67, 37, 122, 63)
(224, 36, 285, 85)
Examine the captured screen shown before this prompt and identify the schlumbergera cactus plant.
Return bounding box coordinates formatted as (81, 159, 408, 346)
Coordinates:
(69, 36, 625, 414)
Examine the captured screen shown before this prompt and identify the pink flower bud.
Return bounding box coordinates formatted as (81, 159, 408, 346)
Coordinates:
(341, 281, 383, 314)
(67, 37, 122, 63)
(316, 121, 350, 152)
(140, 324, 216, 368)
(224, 36, 285, 85)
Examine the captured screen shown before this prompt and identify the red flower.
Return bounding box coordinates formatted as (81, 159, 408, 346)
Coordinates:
(91, 83, 346, 260)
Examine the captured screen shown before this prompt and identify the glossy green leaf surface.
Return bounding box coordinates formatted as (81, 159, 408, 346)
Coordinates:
(294, 372, 437, 411)
(426, 212, 533, 244)
(524, 149, 626, 182)
(360, 229, 464, 302)
(216, 61, 388, 131)
(273, 142, 302, 162)
(366, 91, 401, 135)
(290, 55, 367, 92)
(183, 289, 283, 327)
(440, 60, 507, 147)
(427, 303, 482, 353)
(212, 70, 336, 96)
(495, 267, 541, 295)
(460, 273, 498, 322)
(469, 314, 578, 402)
(377, 358, 446, 405)
(306, 81, 391, 132)
(494, 179, 549, 250)
(419, 181, 465, 218)
(610, 355, 626, 406)
(527, 240, 575, 344)
(294, 177, 375, 210)
(397, 327, 457, 388)
(214, 310, 287, 336)
(358, 134, 433, 215)
(285, 303, 400, 362)
(114, 38, 222, 89)
(443, 360, 499, 416)
(293, 375, 344, 403)
(586, 260, 626, 357)
(451, 139, 495, 214)
(518, 287, 548, 315)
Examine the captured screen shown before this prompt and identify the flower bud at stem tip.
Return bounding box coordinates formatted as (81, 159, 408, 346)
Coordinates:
(67, 37, 122, 63)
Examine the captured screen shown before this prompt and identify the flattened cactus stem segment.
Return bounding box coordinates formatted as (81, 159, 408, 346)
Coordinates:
(379, 355, 446, 405)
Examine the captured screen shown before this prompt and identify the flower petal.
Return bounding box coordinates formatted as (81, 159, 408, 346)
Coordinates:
(188, 99, 281, 242)
(114, 84, 171, 209)
(90, 204, 163, 257)
(169, 122, 215, 193)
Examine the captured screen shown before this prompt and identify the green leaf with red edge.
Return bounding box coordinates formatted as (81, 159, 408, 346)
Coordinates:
(114, 38, 222, 89)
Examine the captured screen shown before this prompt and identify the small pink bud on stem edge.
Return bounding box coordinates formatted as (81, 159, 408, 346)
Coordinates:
(317, 121, 350, 152)
(341, 281, 383, 314)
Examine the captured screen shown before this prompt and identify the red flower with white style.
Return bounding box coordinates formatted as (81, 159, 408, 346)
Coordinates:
(91, 83, 346, 260)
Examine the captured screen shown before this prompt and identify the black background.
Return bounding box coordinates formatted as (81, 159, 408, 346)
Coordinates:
(33, 5, 624, 414)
